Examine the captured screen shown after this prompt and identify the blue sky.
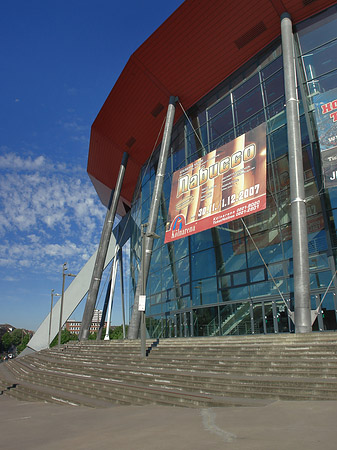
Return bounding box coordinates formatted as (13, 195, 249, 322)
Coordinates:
(0, 0, 184, 331)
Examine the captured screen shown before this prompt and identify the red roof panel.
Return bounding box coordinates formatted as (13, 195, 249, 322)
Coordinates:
(88, 0, 336, 209)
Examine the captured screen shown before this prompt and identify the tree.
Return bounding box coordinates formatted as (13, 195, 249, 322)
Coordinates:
(17, 334, 30, 354)
(110, 325, 128, 340)
(11, 328, 24, 347)
(2, 332, 12, 351)
(50, 329, 78, 347)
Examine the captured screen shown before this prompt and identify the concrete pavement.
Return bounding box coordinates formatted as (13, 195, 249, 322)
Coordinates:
(1, 395, 337, 450)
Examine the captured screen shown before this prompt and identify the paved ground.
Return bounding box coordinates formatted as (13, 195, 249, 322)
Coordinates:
(1, 395, 337, 450)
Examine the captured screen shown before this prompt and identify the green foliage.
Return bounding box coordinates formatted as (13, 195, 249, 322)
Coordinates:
(11, 329, 24, 347)
(1, 329, 31, 354)
(2, 332, 12, 351)
(110, 325, 128, 340)
(17, 334, 30, 354)
(88, 332, 97, 340)
(95, 325, 128, 340)
(50, 329, 78, 347)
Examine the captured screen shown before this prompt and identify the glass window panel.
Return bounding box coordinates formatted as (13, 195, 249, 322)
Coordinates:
(317, 270, 334, 288)
(308, 228, 328, 253)
(172, 236, 189, 260)
(267, 262, 285, 279)
(308, 253, 329, 270)
(267, 102, 285, 134)
(182, 283, 190, 296)
(150, 249, 161, 272)
(209, 107, 233, 141)
(307, 69, 337, 100)
(191, 248, 216, 280)
(150, 304, 162, 315)
(193, 306, 219, 337)
(209, 129, 235, 152)
(234, 85, 263, 124)
(250, 267, 266, 283)
(232, 270, 247, 286)
(141, 180, 151, 202)
(261, 56, 283, 80)
(190, 229, 213, 253)
(237, 110, 265, 136)
(263, 70, 284, 105)
(325, 187, 337, 209)
(303, 40, 337, 81)
(219, 302, 246, 333)
(268, 125, 288, 160)
(176, 256, 190, 285)
(321, 293, 337, 331)
(297, 6, 337, 54)
(141, 196, 150, 222)
(214, 224, 234, 245)
(219, 240, 247, 272)
(166, 300, 178, 311)
(162, 175, 172, 202)
(227, 286, 249, 301)
(207, 95, 231, 119)
(219, 274, 231, 290)
(192, 278, 218, 306)
(250, 279, 288, 297)
(148, 271, 161, 295)
(233, 73, 259, 101)
(162, 265, 174, 290)
(247, 236, 285, 266)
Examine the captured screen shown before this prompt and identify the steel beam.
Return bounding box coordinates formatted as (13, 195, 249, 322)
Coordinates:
(128, 96, 177, 339)
(281, 13, 311, 333)
(79, 152, 129, 340)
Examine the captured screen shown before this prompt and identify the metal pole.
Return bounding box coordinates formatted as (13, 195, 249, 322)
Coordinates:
(58, 263, 67, 349)
(128, 96, 177, 339)
(140, 224, 147, 357)
(80, 152, 129, 341)
(49, 290, 54, 347)
(49, 290, 60, 347)
(119, 247, 126, 339)
(96, 278, 111, 340)
(104, 246, 120, 340)
(281, 13, 311, 333)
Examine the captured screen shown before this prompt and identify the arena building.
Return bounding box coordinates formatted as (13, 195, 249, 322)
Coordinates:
(86, 0, 337, 339)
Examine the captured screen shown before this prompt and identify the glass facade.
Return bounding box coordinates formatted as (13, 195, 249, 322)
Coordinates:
(129, 6, 337, 338)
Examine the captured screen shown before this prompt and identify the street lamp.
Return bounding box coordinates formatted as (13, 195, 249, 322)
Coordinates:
(140, 223, 160, 358)
(49, 289, 61, 347)
(58, 263, 77, 349)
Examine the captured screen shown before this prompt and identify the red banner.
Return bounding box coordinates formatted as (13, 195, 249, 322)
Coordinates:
(165, 123, 267, 243)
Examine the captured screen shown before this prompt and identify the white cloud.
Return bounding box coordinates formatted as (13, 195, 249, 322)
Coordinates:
(0, 153, 45, 171)
(0, 151, 106, 274)
(3, 276, 16, 281)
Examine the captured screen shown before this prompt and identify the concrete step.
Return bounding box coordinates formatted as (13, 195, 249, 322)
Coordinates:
(6, 333, 337, 407)
(6, 360, 251, 408)
(11, 354, 337, 402)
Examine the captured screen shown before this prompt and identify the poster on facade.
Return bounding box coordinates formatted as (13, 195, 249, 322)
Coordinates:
(314, 87, 337, 188)
(164, 122, 267, 243)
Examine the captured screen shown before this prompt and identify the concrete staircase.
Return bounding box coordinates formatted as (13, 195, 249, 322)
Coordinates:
(1, 333, 337, 408)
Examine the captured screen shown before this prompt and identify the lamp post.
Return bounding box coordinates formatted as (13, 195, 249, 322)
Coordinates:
(58, 263, 77, 349)
(140, 224, 160, 358)
(49, 289, 61, 347)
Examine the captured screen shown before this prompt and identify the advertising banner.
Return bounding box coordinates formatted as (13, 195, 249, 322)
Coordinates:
(165, 122, 266, 243)
(313, 87, 337, 188)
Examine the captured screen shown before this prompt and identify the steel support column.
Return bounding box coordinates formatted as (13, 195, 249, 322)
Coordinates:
(79, 152, 129, 340)
(128, 96, 177, 339)
(96, 278, 111, 341)
(104, 246, 120, 340)
(119, 247, 126, 339)
(281, 13, 311, 333)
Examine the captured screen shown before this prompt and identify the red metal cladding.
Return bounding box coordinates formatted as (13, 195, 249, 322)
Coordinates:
(88, 0, 337, 210)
